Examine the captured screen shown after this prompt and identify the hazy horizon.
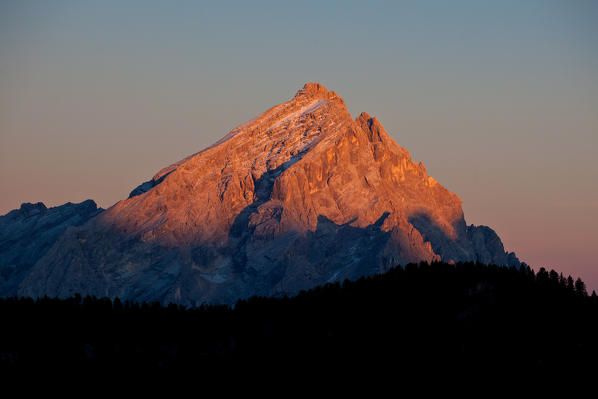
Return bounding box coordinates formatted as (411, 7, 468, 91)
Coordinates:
(1, 1, 597, 289)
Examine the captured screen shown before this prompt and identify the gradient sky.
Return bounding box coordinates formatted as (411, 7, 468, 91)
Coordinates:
(1, 1, 597, 289)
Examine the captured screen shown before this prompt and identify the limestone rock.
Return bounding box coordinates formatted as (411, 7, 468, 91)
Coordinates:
(8, 83, 519, 304)
(0, 200, 102, 295)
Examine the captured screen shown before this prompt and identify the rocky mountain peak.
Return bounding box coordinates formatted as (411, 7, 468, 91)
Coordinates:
(7, 83, 520, 305)
(294, 82, 328, 99)
(293, 82, 344, 105)
(356, 112, 389, 143)
(17, 202, 47, 217)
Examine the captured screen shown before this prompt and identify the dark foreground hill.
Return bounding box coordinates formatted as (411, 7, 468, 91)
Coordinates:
(1, 262, 596, 375)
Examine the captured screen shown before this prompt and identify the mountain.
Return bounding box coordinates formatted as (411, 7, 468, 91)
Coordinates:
(0, 200, 102, 296)
(4, 83, 519, 305)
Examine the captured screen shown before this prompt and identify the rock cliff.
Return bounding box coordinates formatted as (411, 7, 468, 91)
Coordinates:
(0, 200, 102, 295)
(5, 83, 519, 304)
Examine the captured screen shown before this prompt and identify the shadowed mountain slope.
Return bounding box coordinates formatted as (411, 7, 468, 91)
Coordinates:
(0, 200, 102, 296)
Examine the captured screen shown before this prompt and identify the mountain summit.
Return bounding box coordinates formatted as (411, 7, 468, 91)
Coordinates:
(8, 83, 518, 304)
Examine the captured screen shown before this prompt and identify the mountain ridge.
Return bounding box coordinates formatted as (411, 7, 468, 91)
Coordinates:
(2, 83, 519, 305)
(0, 200, 102, 296)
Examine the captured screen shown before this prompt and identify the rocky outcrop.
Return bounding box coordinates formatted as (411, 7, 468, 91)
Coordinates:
(7, 83, 519, 304)
(0, 200, 102, 295)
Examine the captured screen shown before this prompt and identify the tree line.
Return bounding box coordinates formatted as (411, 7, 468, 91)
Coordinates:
(1, 261, 597, 376)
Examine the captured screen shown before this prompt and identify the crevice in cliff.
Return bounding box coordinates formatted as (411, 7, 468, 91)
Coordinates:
(128, 171, 174, 199)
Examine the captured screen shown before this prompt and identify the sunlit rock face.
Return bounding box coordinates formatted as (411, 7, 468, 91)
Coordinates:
(12, 83, 519, 305)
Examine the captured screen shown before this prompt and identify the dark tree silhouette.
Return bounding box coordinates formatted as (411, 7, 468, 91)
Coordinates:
(575, 278, 587, 297)
(1, 261, 597, 376)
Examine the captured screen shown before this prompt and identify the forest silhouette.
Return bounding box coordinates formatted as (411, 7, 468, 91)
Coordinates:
(1, 261, 597, 375)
